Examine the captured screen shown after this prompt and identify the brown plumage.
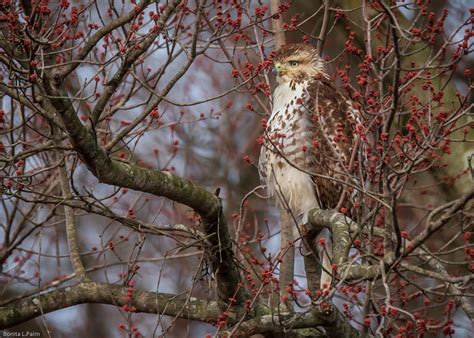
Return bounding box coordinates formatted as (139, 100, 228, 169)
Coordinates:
(258, 43, 359, 289)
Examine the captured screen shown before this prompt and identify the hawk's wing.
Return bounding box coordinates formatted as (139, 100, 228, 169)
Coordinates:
(305, 78, 359, 209)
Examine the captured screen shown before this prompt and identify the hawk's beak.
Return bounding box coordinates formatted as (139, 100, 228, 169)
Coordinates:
(273, 62, 286, 75)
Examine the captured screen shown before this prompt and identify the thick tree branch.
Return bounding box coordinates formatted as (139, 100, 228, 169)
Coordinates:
(222, 306, 365, 337)
(0, 282, 230, 329)
(0, 281, 366, 338)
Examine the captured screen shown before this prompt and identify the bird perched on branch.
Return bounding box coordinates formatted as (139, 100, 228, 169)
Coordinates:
(258, 43, 360, 290)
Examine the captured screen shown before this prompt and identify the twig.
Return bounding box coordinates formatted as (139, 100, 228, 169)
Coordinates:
(270, 0, 286, 49)
(316, 0, 331, 56)
(57, 156, 88, 281)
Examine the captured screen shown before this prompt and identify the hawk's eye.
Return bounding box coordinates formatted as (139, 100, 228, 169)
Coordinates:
(289, 60, 300, 67)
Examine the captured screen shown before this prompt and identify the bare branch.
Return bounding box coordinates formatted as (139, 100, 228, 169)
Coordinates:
(270, 0, 286, 48)
(0, 282, 228, 329)
(57, 157, 88, 281)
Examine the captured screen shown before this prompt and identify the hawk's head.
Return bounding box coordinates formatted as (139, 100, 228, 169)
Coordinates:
(273, 44, 327, 84)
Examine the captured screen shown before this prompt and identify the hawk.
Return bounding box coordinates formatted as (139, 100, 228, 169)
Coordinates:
(258, 43, 359, 289)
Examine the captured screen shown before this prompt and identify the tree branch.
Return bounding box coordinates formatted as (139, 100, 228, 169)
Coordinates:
(0, 282, 230, 329)
(60, 0, 153, 77)
(316, 0, 331, 56)
(90, 0, 181, 124)
(57, 157, 89, 281)
(222, 306, 365, 337)
(279, 209, 295, 310)
(270, 0, 286, 48)
(403, 188, 473, 256)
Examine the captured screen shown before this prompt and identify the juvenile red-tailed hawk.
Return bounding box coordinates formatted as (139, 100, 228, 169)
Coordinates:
(259, 43, 359, 289)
